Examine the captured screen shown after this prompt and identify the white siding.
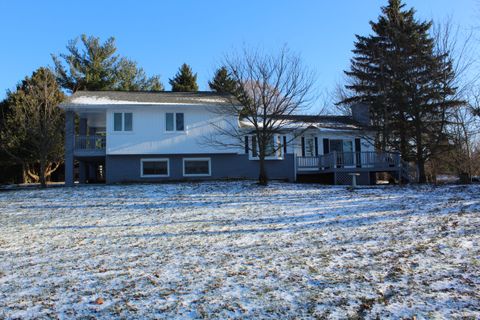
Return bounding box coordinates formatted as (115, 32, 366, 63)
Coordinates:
(106, 105, 239, 155)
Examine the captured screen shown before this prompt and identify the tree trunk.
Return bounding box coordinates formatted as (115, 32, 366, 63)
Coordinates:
(22, 164, 30, 184)
(39, 159, 47, 188)
(258, 156, 268, 186)
(417, 157, 427, 183)
(414, 116, 427, 184)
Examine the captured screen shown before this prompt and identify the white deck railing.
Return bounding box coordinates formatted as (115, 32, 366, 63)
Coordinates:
(297, 151, 401, 171)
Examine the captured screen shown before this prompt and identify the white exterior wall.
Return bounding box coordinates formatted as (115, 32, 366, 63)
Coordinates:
(106, 104, 240, 155)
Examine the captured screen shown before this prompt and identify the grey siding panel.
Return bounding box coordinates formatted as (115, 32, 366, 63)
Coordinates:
(106, 154, 295, 184)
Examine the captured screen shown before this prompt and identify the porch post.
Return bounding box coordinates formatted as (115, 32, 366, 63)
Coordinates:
(78, 118, 88, 184)
(64, 111, 75, 187)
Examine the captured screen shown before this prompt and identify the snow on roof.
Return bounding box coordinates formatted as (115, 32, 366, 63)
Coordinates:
(239, 115, 370, 132)
(61, 91, 236, 108)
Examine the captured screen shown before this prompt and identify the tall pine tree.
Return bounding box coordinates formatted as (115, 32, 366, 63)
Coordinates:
(53, 34, 164, 92)
(169, 63, 199, 92)
(209, 66, 237, 93)
(342, 0, 462, 183)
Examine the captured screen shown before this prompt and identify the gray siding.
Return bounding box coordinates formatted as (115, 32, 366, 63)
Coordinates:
(106, 154, 296, 184)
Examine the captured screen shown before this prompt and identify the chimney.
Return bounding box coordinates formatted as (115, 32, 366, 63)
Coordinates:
(351, 104, 370, 126)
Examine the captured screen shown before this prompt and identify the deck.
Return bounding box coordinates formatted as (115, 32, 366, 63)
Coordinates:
(297, 151, 405, 174)
(296, 151, 416, 184)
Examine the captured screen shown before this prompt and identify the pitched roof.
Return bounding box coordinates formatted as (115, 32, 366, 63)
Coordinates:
(264, 115, 371, 131)
(61, 91, 236, 107)
(61, 91, 371, 131)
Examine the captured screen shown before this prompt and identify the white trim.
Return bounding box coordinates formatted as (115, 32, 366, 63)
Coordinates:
(182, 157, 211, 177)
(140, 158, 170, 178)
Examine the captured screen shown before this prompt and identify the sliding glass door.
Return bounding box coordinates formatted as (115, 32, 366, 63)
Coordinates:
(330, 139, 353, 167)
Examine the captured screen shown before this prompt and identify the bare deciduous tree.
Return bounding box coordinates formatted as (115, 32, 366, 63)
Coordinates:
(206, 46, 316, 185)
(432, 18, 480, 181)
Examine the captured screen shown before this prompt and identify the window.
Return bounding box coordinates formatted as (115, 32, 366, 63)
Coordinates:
(264, 137, 275, 157)
(183, 158, 211, 176)
(248, 135, 283, 160)
(114, 113, 122, 131)
(166, 112, 184, 131)
(124, 113, 132, 131)
(113, 112, 133, 132)
(141, 159, 169, 177)
(252, 136, 258, 157)
(166, 113, 174, 131)
(305, 137, 315, 157)
(176, 113, 184, 131)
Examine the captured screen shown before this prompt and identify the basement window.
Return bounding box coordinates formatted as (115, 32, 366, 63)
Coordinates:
(141, 159, 169, 177)
(183, 158, 211, 177)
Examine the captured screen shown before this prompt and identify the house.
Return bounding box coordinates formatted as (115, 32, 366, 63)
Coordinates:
(60, 91, 412, 186)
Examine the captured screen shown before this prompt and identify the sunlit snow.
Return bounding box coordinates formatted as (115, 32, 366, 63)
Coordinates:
(0, 182, 478, 319)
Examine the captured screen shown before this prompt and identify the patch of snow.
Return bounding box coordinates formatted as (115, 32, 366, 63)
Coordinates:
(0, 182, 478, 319)
(69, 96, 228, 106)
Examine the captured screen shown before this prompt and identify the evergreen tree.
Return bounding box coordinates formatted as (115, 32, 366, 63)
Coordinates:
(209, 66, 237, 93)
(0, 99, 21, 183)
(0, 67, 65, 187)
(53, 34, 164, 92)
(169, 63, 199, 92)
(115, 58, 164, 91)
(341, 0, 462, 183)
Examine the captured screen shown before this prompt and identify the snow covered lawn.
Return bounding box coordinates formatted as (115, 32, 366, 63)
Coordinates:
(0, 182, 479, 319)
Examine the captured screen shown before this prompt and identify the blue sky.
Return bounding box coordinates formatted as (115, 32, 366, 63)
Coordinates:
(0, 0, 477, 106)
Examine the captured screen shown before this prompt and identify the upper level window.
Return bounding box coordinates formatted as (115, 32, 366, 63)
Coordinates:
(113, 112, 133, 132)
(166, 112, 184, 132)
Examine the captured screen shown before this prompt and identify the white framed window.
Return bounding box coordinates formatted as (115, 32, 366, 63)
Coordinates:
(140, 158, 170, 177)
(305, 137, 315, 157)
(247, 135, 284, 160)
(113, 112, 133, 132)
(166, 112, 184, 132)
(183, 158, 211, 177)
